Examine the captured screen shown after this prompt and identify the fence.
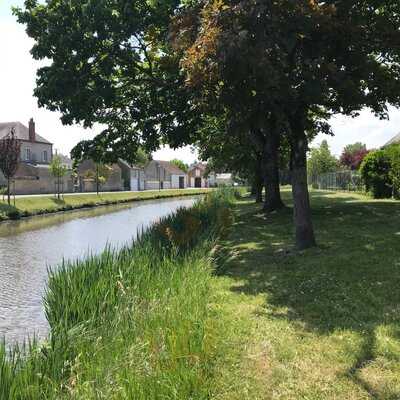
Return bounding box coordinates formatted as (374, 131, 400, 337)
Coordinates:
(309, 170, 365, 192)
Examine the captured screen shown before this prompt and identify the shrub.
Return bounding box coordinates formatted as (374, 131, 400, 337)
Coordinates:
(360, 150, 392, 198)
(7, 209, 21, 220)
(386, 144, 400, 199)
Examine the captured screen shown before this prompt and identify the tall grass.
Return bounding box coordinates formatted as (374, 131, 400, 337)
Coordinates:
(0, 188, 236, 399)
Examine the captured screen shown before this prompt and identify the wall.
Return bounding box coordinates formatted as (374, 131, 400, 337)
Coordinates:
(171, 174, 187, 189)
(12, 169, 73, 195)
(20, 141, 52, 164)
(145, 180, 161, 190)
(78, 160, 123, 192)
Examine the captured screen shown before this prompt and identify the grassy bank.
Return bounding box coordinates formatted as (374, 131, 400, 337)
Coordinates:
(0, 189, 211, 221)
(0, 189, 235, 399)
(212, 189, 400, 399)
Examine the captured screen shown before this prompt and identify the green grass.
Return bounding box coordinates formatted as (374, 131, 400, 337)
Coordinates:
(2, 188, 399, 399)
(0, 188, 236, 399)
(211, 189, 400, 399)
(0, 189, 211, 221)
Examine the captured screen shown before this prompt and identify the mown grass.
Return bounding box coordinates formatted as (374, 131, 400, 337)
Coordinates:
(0, 188, 236, 399)
(212, 189, 400, 400)
(0, 189, 211, 221)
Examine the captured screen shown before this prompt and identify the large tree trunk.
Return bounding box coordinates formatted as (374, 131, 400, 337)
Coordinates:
(290, 126, 316, 250)
(263, 131, 285, 212)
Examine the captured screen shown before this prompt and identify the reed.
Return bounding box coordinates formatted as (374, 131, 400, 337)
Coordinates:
(0, 188, 237, 399)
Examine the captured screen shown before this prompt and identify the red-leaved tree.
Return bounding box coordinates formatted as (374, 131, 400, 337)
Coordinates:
(340, 143, 370, 170)
(0, 128, 21, 204)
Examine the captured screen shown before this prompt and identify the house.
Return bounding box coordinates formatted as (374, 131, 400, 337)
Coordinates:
(118, 159, 145, 191)
(0, 119, 75, 194)
(0, 119, 53, 165)
(208, 172, 234, 187)
(188, 162, 208, 188)
(57, 153, 73, 170)
(77, 160, 123, 192)
(144, 160, 187, 190)
(384, 133, 400, 147)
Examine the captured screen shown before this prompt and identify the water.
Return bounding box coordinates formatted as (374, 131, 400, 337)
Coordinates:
(0, 196, 197, 344)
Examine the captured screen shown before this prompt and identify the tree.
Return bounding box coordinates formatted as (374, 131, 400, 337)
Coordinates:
(387, 145, 400, 198)
(14, 0, 200, 165)
(195, 114, 265, 204)
(0, 128, 21, 205)
(49, 155, 68, 199)
(135, 148, 152, 168)
(15, 1, 400, 250)
(340, 143, 370, 170)
(94, 164, 110, 195)
(170, 159, 188, 173)
(360, 150, 393, 199)
(308, 140, 338, 179)
(174, 0, 400, 248)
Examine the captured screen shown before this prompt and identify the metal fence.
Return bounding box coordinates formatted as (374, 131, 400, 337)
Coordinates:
(309, 170, 365, 192)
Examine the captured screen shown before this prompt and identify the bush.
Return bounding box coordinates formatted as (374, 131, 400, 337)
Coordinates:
(7, 209, 21, 220)
(386, 144, 400, 199)
(360, 150, 392, 198)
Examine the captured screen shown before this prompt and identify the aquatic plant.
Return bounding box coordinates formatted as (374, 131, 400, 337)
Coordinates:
(0, 189, 235, 399)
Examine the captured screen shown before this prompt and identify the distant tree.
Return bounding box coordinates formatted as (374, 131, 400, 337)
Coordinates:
(135, 148, 152, 168)
(49, 155, 68, 199)
(308, 140, 338, 179)
(340, 143, 370, 170)
(170, 159, 188, 173)
(0, 128, 21, 205)
(94, 164, 110, 195)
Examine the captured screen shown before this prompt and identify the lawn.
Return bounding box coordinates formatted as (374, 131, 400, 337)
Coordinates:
(212, 189, 400, 400)
(0, 188, 210, 220)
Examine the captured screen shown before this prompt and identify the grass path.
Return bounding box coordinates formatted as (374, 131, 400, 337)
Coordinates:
(212, 190, 400, 399)
(0, 188, 210, 220)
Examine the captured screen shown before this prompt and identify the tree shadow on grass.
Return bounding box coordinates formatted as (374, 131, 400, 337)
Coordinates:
(218, 195, 400, 399)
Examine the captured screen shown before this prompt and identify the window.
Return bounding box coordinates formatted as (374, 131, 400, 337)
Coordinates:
(26, 148, 31, 161)
(43, 151, 48, 162)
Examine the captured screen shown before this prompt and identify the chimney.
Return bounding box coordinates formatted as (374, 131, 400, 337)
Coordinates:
(29, 118, 35, 142)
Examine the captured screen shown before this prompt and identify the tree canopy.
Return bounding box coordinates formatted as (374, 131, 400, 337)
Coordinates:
(15, 0, 400, 249)
(170, 159, 188, 172)
(308, 140, 338, 178)
(340, 143, 370, 170)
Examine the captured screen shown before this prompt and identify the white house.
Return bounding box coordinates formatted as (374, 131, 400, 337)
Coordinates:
(118, 159, 146, 191)
(144, 160, 187, 190)
(188, 162, 208, 188)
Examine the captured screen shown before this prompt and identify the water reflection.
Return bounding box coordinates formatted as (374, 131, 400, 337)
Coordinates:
(0, 196, 197, 343)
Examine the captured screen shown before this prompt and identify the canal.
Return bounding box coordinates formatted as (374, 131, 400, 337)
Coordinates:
(0, 196, 198, 344)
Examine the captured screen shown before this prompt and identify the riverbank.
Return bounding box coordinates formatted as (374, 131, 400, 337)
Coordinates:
(211, 189, 400, 399)
(0, 188, 211, 222)
(2, 189, 399, 399)
(0, 189, 236, 399)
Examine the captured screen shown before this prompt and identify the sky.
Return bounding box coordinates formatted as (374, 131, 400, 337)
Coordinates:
(1, 1, 399, 162)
